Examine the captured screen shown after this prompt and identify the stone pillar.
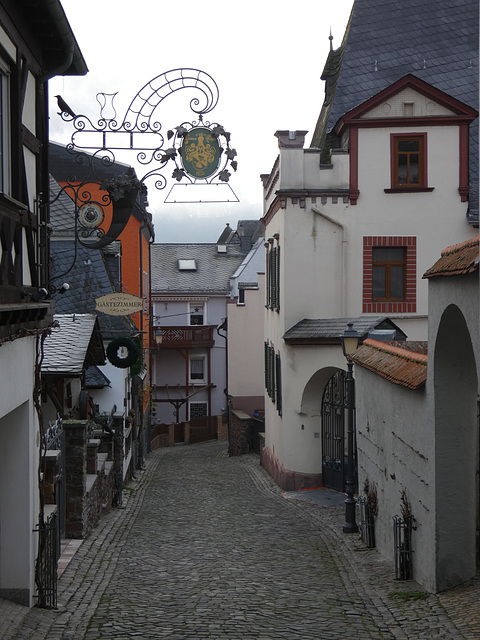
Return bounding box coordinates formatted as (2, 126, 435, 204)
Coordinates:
(64, 420, 87, 539)
(229, 410, 251, 456)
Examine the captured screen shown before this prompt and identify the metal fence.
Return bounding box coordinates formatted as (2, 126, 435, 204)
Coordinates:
(393, 515, 413, 580)
(35, 512, 58, 609)
(359, 496, 376, 548)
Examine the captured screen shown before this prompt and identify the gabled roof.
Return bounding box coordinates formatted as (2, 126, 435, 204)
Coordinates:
(322, 0, 478, 134)
(423, 235, 479, 278)
(151, 243, 246, 296)
(283, 316, 407, 344)
(336, 74, 478, 133)
(351, 339, 428, 390)
(42, 314, 105, 375)
(311, 0, 478, 219)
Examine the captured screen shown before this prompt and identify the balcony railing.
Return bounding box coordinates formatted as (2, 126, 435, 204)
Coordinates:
(153, 325, 215, 349)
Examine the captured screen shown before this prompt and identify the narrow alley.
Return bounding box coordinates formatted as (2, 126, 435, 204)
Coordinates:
(2, 441, 479, 640)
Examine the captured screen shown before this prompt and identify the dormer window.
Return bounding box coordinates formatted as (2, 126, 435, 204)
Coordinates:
(178, 259, 197, 271)
(393, 134, 425, 187)
(385, 133, 435, 194)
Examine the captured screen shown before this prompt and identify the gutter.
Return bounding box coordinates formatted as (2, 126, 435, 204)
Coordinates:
(40, 0, 88, 81)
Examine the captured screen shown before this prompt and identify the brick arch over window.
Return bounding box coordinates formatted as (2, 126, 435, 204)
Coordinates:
(363, 236, 416, 313)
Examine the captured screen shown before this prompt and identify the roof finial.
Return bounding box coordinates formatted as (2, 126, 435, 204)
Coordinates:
(329, 27, 333, 51)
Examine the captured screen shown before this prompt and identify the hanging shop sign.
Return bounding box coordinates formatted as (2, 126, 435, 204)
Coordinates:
(180, 127, 222, 179)
(95, 292, 144, 316)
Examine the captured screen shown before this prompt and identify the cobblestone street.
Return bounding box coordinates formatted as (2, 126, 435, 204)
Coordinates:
(2, 441, 479, 639)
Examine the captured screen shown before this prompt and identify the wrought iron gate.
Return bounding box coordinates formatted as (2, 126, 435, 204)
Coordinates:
(35, 512, 58, 609)
(321, 370, 348, 492)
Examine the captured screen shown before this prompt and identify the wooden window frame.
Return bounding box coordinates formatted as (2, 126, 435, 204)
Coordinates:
(189, 355, 206, 383)
(372, 247, 406, 302)
(363, 237, 416, 314)
(389, 133, 429, 191)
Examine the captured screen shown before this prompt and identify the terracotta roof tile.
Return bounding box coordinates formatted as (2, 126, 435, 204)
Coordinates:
(423, 235, 479, 278)
(351, 339, 427, 390)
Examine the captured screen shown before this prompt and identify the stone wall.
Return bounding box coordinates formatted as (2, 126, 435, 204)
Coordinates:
(63, 420, 117, 539)
(229, 410, 251, 456)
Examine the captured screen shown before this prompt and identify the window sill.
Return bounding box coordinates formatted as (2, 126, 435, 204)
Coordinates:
(384, 187, 434, 194)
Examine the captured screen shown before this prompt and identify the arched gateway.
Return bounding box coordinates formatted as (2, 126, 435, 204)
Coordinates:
(321, 369, 355, 493)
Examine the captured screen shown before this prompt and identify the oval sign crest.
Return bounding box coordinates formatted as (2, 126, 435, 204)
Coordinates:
(95, 292, 144, 316)
(180, 127, 221, 179)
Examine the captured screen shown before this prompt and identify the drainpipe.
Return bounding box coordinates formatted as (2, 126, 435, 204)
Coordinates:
(217, 319, 231, 455)
(311, 206, 348, 317)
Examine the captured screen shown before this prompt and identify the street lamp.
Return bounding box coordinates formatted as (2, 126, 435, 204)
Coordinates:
(341, 321, 360, 534)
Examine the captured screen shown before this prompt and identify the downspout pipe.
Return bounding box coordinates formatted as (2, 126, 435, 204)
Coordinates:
(311, 205, 348, 317)
(217, 319, 231, 455)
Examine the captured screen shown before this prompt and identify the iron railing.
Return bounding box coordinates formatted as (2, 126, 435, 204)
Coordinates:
(359, 496, 376, 548)
(393, 515, 413, 580)
(34, 511, 58, 609)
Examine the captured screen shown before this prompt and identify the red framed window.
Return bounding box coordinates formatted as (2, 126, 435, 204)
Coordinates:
(372, 247, 406, 301)
(363, 237, 416, 313)
(390, 133, 428, 190)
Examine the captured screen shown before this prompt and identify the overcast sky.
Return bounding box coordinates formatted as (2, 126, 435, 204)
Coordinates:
(49, 0, 354, 243)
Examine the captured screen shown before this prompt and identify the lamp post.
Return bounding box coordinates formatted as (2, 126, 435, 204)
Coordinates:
(341, 321, 359, 534)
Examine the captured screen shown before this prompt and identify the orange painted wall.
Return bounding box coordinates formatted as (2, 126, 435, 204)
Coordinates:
(59, 179, 153, 413)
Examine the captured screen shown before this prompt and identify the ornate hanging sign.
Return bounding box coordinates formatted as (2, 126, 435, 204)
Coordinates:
(49, 68, 238, 291)
(180, 127, 221, 179)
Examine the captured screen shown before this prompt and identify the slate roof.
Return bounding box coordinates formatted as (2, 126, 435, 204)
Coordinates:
(86, 365, 111, 389)
(50, 240, 135, 338)
(49, 141, 130, 183)
(351, 339, 428, 390)
(423, 235, 479, 278)
(283, 316, 407, 344)
(42, 314, 105, 375)
(231, 238, 265, 288)
(311, 0, 479, 220)
(151, 243, 246, 295)
(216, 220, 264, 253)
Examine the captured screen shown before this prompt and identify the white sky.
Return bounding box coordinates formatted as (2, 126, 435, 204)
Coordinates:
(49, 0, 354, 242)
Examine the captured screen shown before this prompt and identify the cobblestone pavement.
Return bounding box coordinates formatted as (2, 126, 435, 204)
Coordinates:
(1, 441, 479, 639)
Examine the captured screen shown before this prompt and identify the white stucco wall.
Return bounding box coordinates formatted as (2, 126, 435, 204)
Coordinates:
(355, 369, 434, 590)
(0, 337, 39, 605)
(228, 280, 265, 408)
(427, 271, 479, 591)
(262, 110, 475, 483)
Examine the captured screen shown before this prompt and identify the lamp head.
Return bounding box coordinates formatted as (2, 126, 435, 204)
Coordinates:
(341, 321, 360, 358)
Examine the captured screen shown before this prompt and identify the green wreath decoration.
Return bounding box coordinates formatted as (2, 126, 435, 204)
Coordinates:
(106, 337, 140, 369)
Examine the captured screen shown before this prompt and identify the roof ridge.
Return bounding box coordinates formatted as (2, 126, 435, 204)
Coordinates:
(362, 339, 428, 365)
(441, 235, 479, 257)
